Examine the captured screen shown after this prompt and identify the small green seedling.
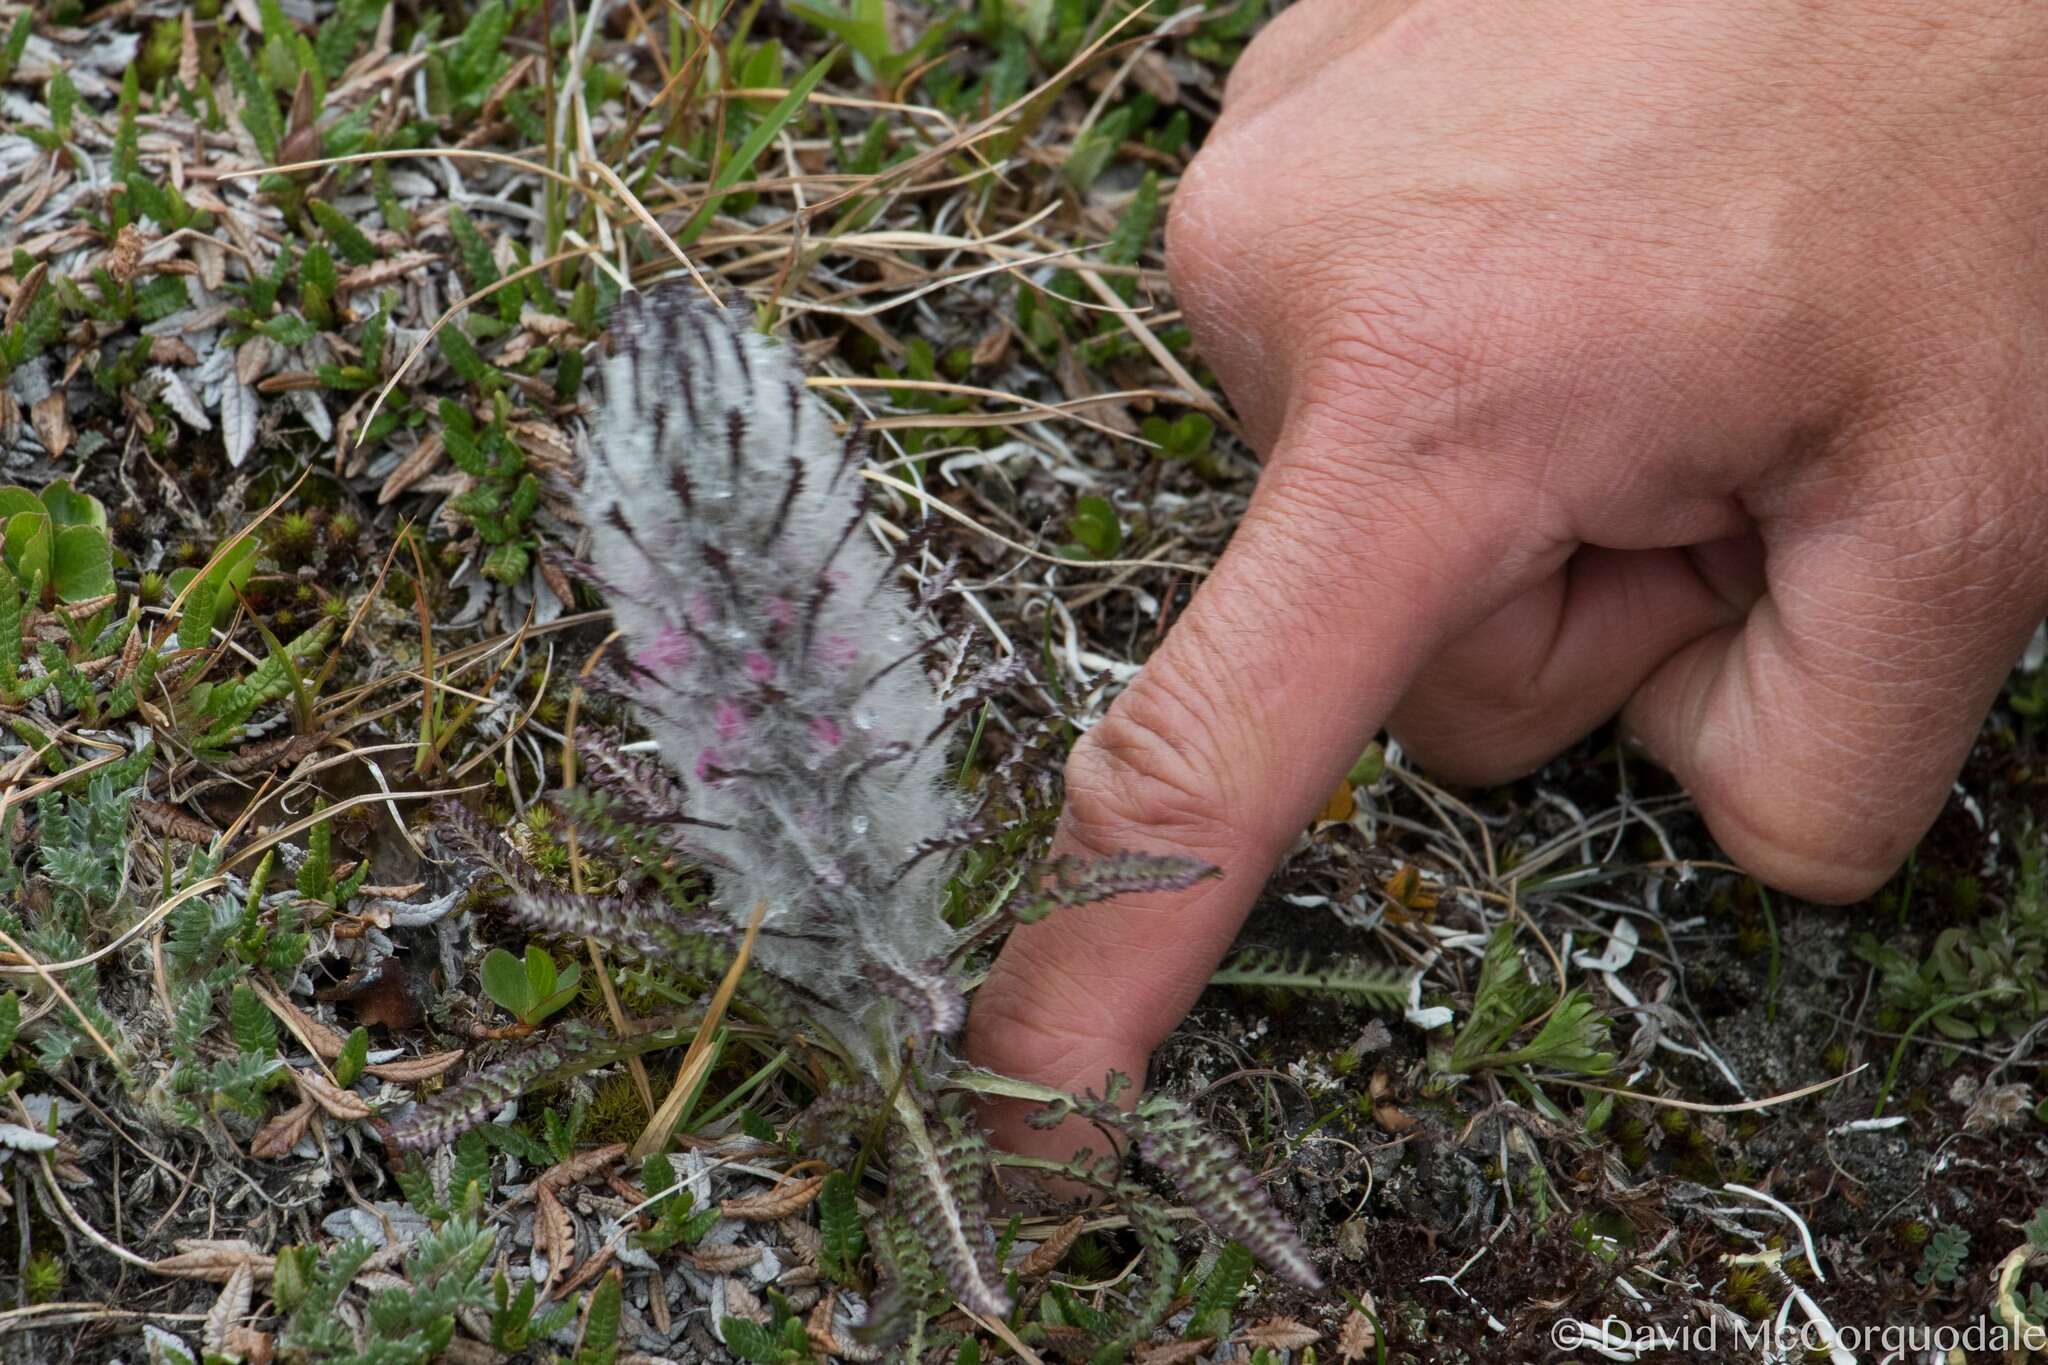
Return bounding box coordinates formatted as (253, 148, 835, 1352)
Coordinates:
(1141, 411, 1216, 464)
(480, 945, 581, 1028)
(1062, 494, 1123, 561)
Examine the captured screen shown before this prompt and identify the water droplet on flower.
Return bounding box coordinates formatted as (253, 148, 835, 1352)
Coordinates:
(849, 815, 870, 836)
(852, 708, 877, 731)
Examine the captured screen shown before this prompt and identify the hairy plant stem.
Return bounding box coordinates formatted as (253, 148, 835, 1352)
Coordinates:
(944, 1068, 1082, 1107)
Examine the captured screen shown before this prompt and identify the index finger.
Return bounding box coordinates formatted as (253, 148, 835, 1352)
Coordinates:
(967, 441, 1546, 1117)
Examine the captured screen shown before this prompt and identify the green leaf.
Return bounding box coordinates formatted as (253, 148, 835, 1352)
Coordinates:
(0, 488, 40, 522)
(737, 1108, 778, 1144)
(51, 526, 113, 602)
(0, 992, 19, 1056)
(447, 0, 512, 107)
(47, 68, 78, 141)
(819, 1170, 864, 1284)
(335, 1026, 369, 1087)
(480, 948, 534, 1018)
(572, 1270, 622, 1365)
(678, 51, 834, 243)
(260, 312, 317, 347)
(523, 945, 558, 1003)
(482, 541, 530, 585)
(309, 198, 379, 265)
(1065, 494, 1122, 560)
(230, 984, 278, 1059)
(718, 1317, 787, 1365)
(0, 13, 31, 83)
(4, 515, 50, 596)
(1190, 1241, 1252, 1330)
(219, 40, 283, 162)
(439, 323, 490, 385)
(39, 480, 105, 529)
(297, 801, 333, 899)
(447, 205, 499, 294)
(177, 578, 219, 650)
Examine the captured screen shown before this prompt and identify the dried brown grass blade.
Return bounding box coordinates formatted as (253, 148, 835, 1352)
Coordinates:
(630, 898, 768, 1159)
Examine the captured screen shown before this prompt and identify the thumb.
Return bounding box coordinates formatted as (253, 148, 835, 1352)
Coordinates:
(965, 445, 1543, 1154)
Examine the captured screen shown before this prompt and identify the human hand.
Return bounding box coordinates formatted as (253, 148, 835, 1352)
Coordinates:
(968, 0, 2048, 1151)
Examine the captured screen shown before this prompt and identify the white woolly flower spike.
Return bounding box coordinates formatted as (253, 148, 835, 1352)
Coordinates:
(577, 287, 966, 1067)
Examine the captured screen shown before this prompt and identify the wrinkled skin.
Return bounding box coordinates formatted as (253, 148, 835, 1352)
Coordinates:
(969, 0, 2048, 1155)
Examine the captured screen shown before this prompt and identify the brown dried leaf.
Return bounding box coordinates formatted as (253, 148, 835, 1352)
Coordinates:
(377, 432, 445, 504)
(5, 263, 46, 333)
(265, 992, 349, 1061)
(31, 391, 70, 461)
(193, 238, 226, 292)
(535, 1184, 575, 1284)
(249, 1099, 316, 1159)
(151, 1241, 275, 1283)
(721, 1175, 824, 1221)
(804, 1290, 841, 1358)
(531, 1142, 628, 1200)
(1318, 781, 1356, 823)
(105, 224, 146, 283)
(779, 1216, 822, 1266)
(206, 1260, 254, 1355)
(777, 1263, 821, 1290)
(224, 1326, 272, 1365)
(690, 1244, 763, 1274)
(150, 336, 201, 366)
(1241, 1317, 1319, 1351)
(178, 10, 200, 89)
(235, 335, 272, 387)
(721, 1277, 768, 1324)
(293, 1067, 374, 1120)
(1336, 1304, 1378, 1363)
(537, 553, 574, 612)
(313, 958, 420, 1030)
(1130, 49, 1180, 105)
(1134, 1341, 1212, 1364)
(1017, 1215, 1084, 1277)
(222, 731, 326, 775)
(365, 1048, 466, 1084)
(971, 321, 1012, 369)
(1370, 1070, 1419, 1135)
(337, 252, 438, 296)
(135, 799, 221, 845)
(520, 308, 577, 339)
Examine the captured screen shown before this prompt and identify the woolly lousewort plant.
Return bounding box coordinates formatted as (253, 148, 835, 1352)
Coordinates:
(393, 286, 1322, 1338)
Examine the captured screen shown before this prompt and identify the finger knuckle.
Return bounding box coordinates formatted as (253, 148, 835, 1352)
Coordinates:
(1064, 682, 1240, 861)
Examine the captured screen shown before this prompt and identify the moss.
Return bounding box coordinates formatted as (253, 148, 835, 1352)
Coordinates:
(268, 510, 318, 566)
(582, 1067, 664, 1145)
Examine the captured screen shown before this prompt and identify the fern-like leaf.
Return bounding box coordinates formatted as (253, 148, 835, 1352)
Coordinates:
(385, 1021, 688, 1151)
(1126, 1093, 1321, 1289)
(890, 1111, 1009, 1317)
(1210, 950, 1414, 1010)
(1003, 851, 1218, 924)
